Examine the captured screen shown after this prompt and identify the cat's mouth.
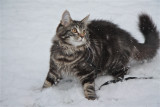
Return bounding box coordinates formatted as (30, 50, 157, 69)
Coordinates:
(68, 36, 87, 47)
(75, 37, 85, 42)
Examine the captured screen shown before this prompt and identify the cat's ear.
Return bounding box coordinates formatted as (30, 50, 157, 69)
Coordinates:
(81, 14, 90, 24)
(61, 10, 72, 27)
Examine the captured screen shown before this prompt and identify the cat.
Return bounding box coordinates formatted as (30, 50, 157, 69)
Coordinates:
(42, 10, 159, 100)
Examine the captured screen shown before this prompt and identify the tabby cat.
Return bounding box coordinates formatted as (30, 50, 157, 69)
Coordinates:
(42, 10, 159, 100)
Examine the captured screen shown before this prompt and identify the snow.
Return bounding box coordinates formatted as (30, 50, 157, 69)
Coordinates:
(1, 0, 160, 107)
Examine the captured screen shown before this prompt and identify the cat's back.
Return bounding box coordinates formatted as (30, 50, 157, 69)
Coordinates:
(88, 20, 119, 36)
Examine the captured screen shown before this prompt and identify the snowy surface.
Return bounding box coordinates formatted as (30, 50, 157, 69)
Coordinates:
(1, 0, 160, 107)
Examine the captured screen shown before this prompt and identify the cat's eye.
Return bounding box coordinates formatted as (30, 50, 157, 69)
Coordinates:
(71, 28, 77, 33)
(83, 30, 86, 35)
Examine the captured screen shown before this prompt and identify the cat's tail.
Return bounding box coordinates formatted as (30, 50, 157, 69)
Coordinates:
(133, 13, 159, 61)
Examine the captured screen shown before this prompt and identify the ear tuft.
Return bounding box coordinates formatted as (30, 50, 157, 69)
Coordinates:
(81, 14, 90, 24)
(61, 10, 72, 27)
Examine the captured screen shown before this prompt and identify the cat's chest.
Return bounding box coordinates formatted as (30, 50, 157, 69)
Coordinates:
(51, 52, 79, 75)
(51, 50, 83, 68)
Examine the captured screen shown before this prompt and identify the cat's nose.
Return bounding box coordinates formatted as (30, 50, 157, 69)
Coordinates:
(79, 33, 85, 38)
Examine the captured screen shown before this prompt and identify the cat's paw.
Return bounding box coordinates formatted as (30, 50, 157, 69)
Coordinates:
(42, 78, 61, 88)
(42, 80, 52, 88)
(84, 90, 97, 100)
(83, 82, 97, 100)
(85, 93, 97, 100)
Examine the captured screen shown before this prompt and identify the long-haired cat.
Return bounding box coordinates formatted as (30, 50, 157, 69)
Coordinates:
(42, 10, 159, 100)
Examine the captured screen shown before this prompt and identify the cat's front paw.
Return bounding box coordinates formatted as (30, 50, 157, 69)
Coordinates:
(83, 82, 97, 100)
(42, 78, 61, 88)
(85, 92, 97, 100)
(84, 88, 97, 100)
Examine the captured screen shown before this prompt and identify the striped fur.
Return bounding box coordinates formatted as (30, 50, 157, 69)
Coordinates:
(42, 11, 159, 100)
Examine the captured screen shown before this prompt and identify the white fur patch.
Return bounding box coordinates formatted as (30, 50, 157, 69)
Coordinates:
(68, 37, 86, 47)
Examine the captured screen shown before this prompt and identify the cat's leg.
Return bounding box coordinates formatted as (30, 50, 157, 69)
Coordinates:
(111, 66, 129, 79)
(83, 81, 96, 100)
(110, 53, 130, 79)
(42, 69, 61, 88)
(77, 71, 97, 100)
(42, 60, 61, 88)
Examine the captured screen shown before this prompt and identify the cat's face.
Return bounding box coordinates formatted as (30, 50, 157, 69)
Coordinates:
(56, 10, 90, 47)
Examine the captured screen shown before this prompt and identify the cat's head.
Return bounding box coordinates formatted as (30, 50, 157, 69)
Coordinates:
(55, 10, 90, 47)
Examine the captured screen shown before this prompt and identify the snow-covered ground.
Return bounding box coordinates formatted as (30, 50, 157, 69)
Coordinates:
(1, 0, 160, 107)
